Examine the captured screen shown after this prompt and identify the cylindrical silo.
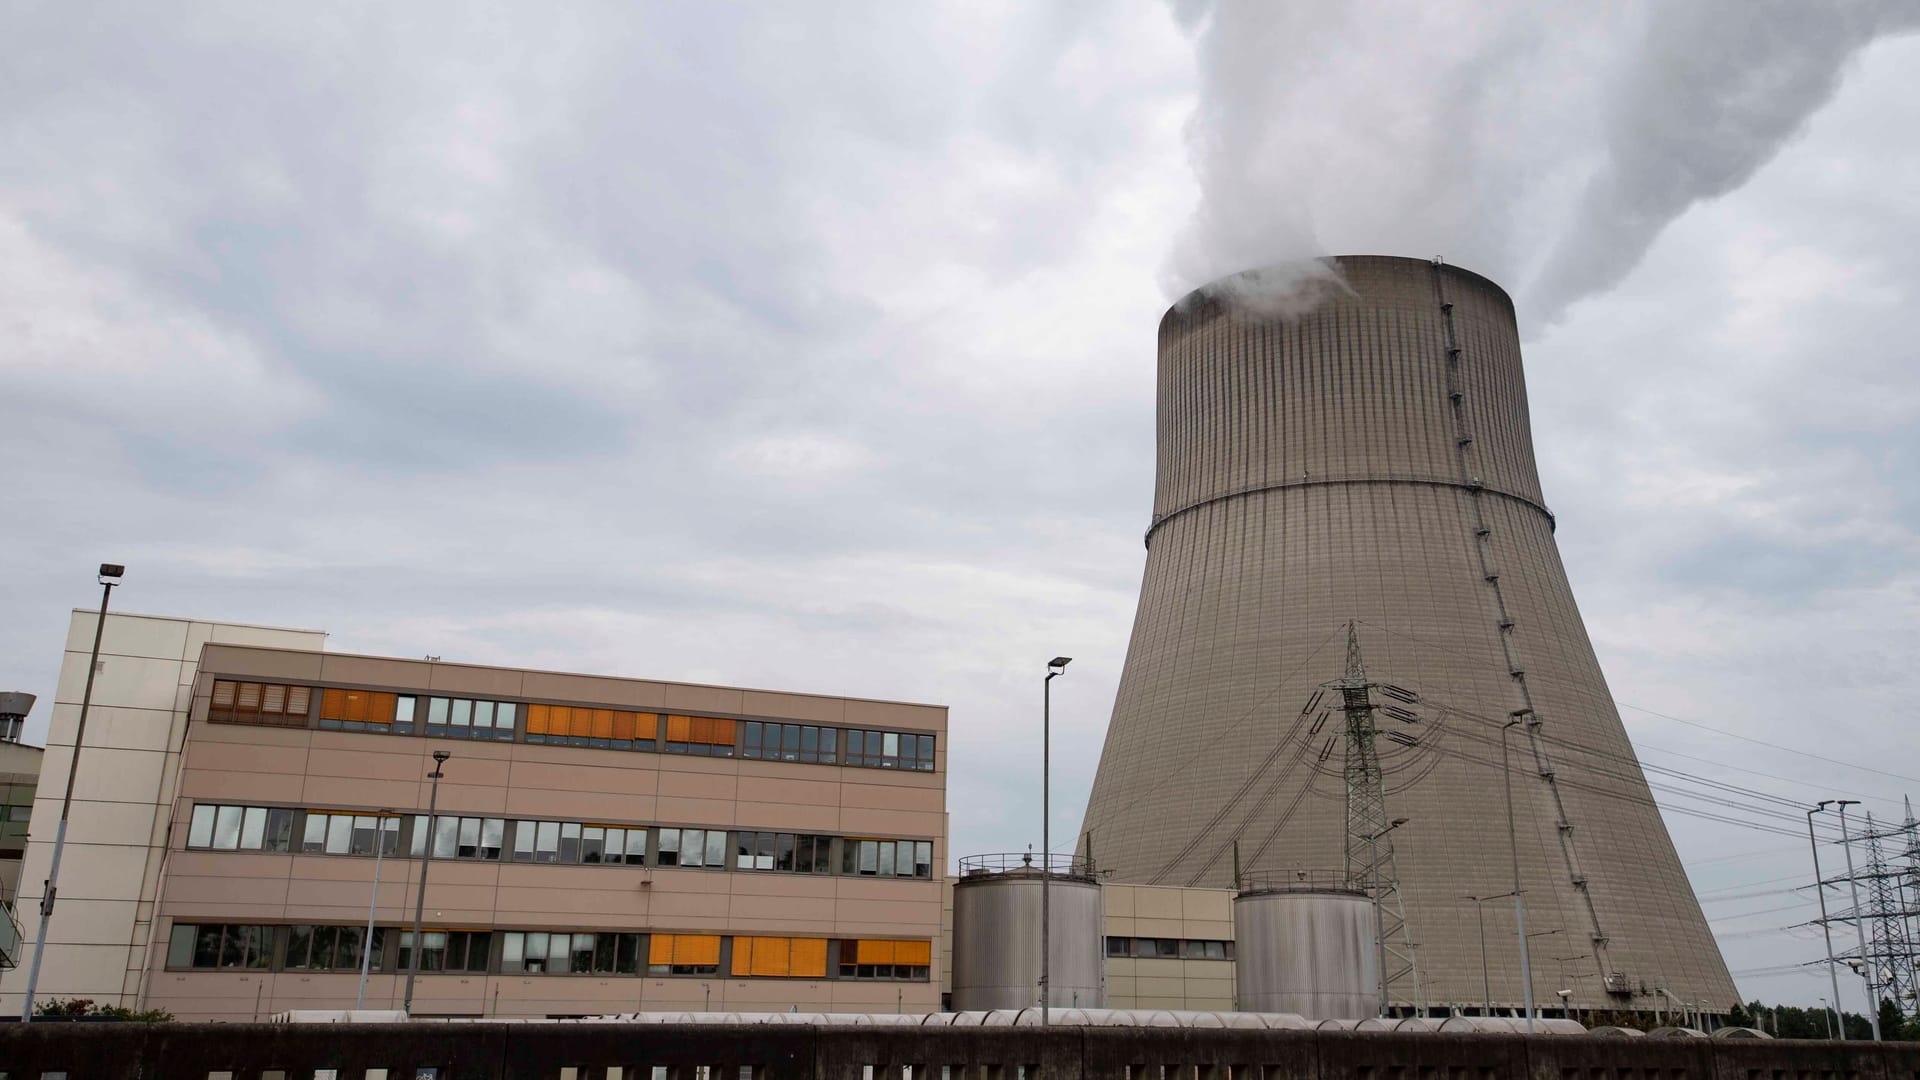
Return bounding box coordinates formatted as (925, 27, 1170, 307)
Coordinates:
(950, 855, 1104, 1011)
(1234, 882, 1377, 1020)
(1078, 256, 1735, 1017)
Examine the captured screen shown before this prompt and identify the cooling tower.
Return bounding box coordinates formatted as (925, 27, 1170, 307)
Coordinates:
(1079, 256, 1735, 1014)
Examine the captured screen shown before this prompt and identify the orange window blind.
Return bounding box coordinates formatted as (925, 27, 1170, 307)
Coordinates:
(212, 680, 313, 717)
(320, 688, 395, 725)
(667, 715, 736, 745)
(790, 937, 829, 977)
(854, 939, 929, 965)
(530, 704, 654, 741)
(731, 936, 830, 978)
(650, 933, 720, 966)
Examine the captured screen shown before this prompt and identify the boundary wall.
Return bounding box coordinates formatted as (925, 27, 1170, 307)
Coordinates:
(2, 1023, 1918, 1080)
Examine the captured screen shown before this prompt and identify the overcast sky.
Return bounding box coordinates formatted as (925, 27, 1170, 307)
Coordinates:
(3, 1, 1918, 1012)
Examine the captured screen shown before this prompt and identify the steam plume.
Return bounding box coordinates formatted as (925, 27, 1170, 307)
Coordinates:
(1164, 0, 1919, 326)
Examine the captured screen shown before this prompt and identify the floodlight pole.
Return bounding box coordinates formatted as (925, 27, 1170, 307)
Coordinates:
(1041, 657, 1070, 1026)
(1834, 801, 1880, 1040)
(1502, 719, 1534, 1033)
(22, 564, 123, 1022)
(355, 809, 395, 1010)
(1807, 802, 1847, 1040)
(403, 752, 449, 1016)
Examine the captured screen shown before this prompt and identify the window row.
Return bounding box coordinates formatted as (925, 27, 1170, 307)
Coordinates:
(208, 679, 936, 772)
(1105, 936, 1235, 960)
(185, 805, 936, 879)
(165, 923, 930, 981)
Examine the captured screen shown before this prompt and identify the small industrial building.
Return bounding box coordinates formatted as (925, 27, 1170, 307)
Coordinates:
(0, 610, 945, 1020)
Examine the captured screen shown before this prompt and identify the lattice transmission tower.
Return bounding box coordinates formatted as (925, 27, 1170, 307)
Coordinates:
(1337, 623, 1423, 1012)
(1859, 807, 1920, 1013)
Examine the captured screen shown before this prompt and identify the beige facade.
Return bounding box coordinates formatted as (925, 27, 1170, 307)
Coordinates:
(0, 612, 325, 1014)
(1079, 256, 1737, 1015)
(1, 612, 947, 1020)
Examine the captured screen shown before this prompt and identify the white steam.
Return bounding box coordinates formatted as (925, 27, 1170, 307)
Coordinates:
(1163, 0, 1920, 327)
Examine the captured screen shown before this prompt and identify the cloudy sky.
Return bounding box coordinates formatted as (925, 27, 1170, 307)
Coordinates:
(3, 1, 1918, 1011)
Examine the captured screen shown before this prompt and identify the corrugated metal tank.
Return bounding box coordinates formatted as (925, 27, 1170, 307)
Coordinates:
(1234, 886, 1376, 1019)
(951, 861, 1104, 1011)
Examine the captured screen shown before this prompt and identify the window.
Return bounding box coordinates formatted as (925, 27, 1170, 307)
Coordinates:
(742, 722, 837, 764)
(840, 839, 934, 879)
(411, 815, 504, 860)
(499, 931, 643, 975)
(655, 828, 725, 868)
(663, 714, 735, 757)
(302, 812, 400, 856)
(209, 680, 313, 728)
(647, 933, 720, 975)
(1181, 940, 1229, 960)
(838, 939, 931, 980)
(509, 819, 639, 864)
(398, 929, 490, 973)
(165, 923, 273, 970)
(736, 831, 830, 873)
(731, 936, 829, 978)
(317, 688, 400, 733)
(285, 925, 391, 972)
(1106, 936, 1130, 958)
(187, 804, 295, 853)
(841, 729, 935, 770)
(424, 698, 517, 741)
(526, 704, 656, 749)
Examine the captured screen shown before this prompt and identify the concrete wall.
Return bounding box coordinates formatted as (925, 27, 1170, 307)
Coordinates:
(0, 612, 324, 1015)
(3, 1021, 1917, 1080)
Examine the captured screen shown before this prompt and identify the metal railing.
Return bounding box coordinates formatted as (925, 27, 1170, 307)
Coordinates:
(1236, 868, 1362, 895)
(957, 852, 1098, 880)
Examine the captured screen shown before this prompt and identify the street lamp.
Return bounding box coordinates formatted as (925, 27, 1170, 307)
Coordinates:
(1807, 801, 1847, 1041)
(1501, 718, 1535, 1033)
(1463, 893, 1512, 1016)
(1366, 817, 1408, 1016)
(355, 808, 397, 1011)
(1041, 656, 1070, 1027)
(403, 751, 450, 1016)
(1819, 996, 1835, 1040)
(1833, 800, 1881, 1041)
(21, 562, 124, 1023)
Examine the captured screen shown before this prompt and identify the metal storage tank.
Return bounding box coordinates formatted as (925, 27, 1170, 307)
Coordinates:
(1234, 874, 1376, 1020)
(951, 853, 1104, 1011)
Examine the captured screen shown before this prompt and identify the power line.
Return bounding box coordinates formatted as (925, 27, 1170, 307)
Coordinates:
(1616, 701, 1920, 787)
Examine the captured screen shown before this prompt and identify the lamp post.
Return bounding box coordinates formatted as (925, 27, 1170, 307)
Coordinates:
(1501, 718, 1534, 1033)
(1819, 997, 1835, 1040)
(1366, 817, 1409, 1016)
(1041, 656, 1070, 1027)
(355, 808, 396, 1011)
(1807, 801, 1847, 1040)
(1833, 800, 1881, 1040)
(1463, 893, 1509, 1016)
(403, 751, 450, 1016)
(21, 562, 124, 1023)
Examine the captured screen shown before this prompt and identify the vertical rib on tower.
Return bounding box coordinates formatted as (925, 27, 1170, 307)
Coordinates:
(1079, 255, 1735, 1013)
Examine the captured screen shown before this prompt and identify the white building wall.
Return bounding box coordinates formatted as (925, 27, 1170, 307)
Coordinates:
(0, 611, 324, 1016)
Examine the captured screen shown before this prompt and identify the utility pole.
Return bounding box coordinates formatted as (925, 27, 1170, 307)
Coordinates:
(1337, 624, 1420, 1016)
(1835, 801, 1882, 1040)
(22, 563, 124, 1022)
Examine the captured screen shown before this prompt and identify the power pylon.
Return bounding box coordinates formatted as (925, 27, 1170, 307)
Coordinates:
(1337, 622, 1423, 1013)
(1861, 810, 1919, 1013)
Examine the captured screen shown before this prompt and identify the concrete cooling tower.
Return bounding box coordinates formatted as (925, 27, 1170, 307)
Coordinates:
(1078, 255, 1735, 1014)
